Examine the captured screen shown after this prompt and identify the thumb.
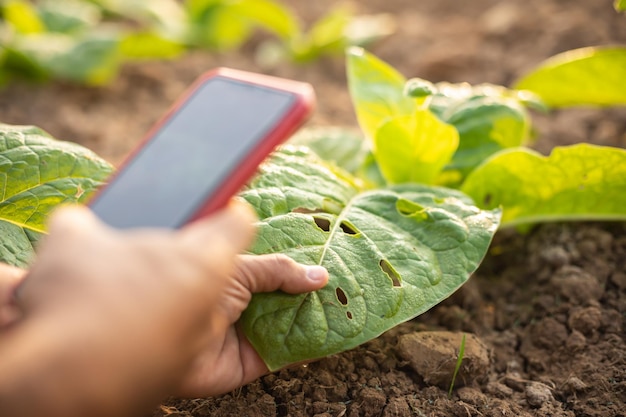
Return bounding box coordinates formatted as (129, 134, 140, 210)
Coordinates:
(234, 254, 329, 295)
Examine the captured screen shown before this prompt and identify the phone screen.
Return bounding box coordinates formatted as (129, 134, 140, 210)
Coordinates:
(90, 77, 296, 229)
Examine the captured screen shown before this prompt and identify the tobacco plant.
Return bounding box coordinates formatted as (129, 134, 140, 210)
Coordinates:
(0, 0, 394, 85)
(1, 3, 625, 372)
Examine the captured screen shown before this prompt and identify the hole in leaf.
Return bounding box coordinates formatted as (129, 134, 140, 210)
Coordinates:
(346, 311, 353, 319)
(395, 198, 428, 220)
(340, 220, 359, 235)
(379, 259, 402, 287)
(336, 287, 348, 305)
(313, 216, 331, 232)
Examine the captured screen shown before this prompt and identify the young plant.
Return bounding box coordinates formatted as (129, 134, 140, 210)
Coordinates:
(238, 147, 499, 370)
(344, 47, 626, 229)
(4, 4, 625, 374)
(0, 0, 394, 85)
(0, 124, 500, 372)
(448, 333, 466, 399)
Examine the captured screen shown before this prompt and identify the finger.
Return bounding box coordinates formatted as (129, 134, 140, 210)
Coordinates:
(46, 204, 106, 237)
(180, 200, 257, 255)
(0, 263, 27, 301)
(13, 205, 106, 308)
(235, 254, 328, 295)
(0, 264, 26, 327)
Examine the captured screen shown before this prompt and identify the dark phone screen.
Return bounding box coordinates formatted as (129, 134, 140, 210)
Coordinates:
(90, 77, 296, 229)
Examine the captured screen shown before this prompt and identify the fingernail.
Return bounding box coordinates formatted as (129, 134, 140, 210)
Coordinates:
(305, 266, 329, 283)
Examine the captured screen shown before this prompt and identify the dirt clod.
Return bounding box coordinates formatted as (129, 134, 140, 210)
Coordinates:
(568, 306, 603, 335)
(396, 331, 490, 388)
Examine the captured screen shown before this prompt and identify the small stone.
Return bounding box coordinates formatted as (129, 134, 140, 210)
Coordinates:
(525, 382, 554, 408)
(396, 331, 490, 388)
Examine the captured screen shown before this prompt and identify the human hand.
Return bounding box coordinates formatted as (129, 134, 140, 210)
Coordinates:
(4, 202, 327, 416)
(176, 253, 328, 397)
(0, 263, 26, 327)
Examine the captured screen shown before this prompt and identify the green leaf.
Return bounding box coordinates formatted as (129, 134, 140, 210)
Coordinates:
(120, 31, 185, 59)
(231, 0, 300, 40)
(346, 47, 416, 144)
(404, 78, 437, 99)
(514, 47, 626, 107)
(186, 2, 252, 50)
(2, 0, 45, 34)
(374, 110, 459, 184)
(615, 0, 626, 12)
(461, 144, 626, 227)
(239, 147, 500, 371)
(289, 127, 370, 176)
(8, 32, 121, 85)
(0, 124, 114, 267)
(291, 6, 350, 62)
(426, 83, 532, 185)
(37, 0, 102, 34)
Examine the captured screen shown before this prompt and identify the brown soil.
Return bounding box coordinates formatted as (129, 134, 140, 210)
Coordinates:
(1, 0, 626, 416)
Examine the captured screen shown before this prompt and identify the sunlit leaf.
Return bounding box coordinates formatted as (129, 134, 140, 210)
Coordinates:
(2, 0, 45, 34)
(120, 32, 185, 59)
(240, 147, 500, 371)
(514, 47, 626, 107)
(461, 144, 626, 227)
(0, 124, 114, 267)
(232, 0, 300, 40)
(37, 0, 101, 34)
(374, 110, 459, 184)
(289, 127, 370, 176)
(346, 47, 416, 144)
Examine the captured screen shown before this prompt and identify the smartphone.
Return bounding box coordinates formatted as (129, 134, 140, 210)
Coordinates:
(89, 68, 315, 229)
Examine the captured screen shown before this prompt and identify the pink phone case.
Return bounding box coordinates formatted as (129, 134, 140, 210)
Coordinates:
(89, 68, 315, 225)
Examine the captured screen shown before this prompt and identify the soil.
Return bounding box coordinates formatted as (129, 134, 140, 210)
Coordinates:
(1, 0, 626, 416)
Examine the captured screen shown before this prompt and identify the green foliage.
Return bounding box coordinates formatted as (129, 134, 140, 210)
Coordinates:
(615, 0, 626, 12)
(345, 47, 626, 228)
(0, 0, 394, 85)
(346, 47, 415, 142)
(0, 124, 114, 267)
(0, 121, 499, 370)
(347, 48, 533, 186)
(461, 144, 626, 227)
(239, 147, 500, 370)
(514, 47, 626, 107)
(374, 111, 458, 184)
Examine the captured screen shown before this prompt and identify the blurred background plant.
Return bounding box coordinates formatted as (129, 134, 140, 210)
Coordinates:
(0, 0, 395, 86)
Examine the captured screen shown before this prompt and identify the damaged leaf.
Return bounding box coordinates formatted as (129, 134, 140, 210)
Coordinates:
(239, 147, 500, 370)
